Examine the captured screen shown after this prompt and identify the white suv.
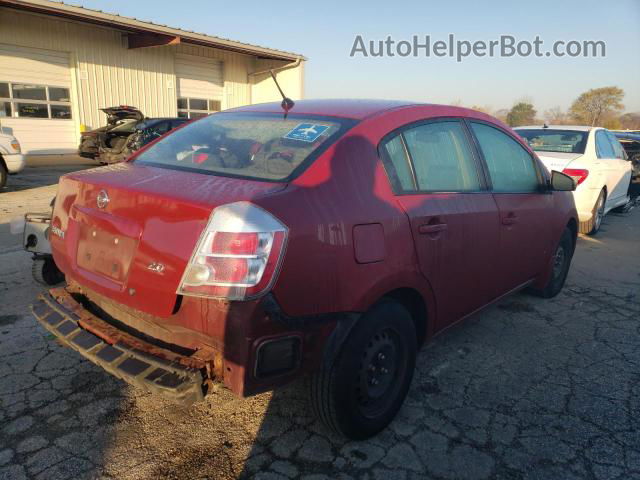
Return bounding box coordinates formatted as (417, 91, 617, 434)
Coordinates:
(516, 125, 632, 235)
(0, 130, 25, 188)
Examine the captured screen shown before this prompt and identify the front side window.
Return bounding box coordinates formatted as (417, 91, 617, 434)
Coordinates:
(595, 130, 615, 158)
(135, 113, 351, 181)
(0, 82, 72, 119)
(471, 122, 540, 193)
(177, 97, 221, 119)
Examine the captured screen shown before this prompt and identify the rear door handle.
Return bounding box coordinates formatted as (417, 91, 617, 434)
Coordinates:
(501, 213, 518, 225)
(418, 223, 447, 234)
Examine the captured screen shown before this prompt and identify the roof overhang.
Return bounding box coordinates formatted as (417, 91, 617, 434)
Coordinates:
(0, 0, 305, 61)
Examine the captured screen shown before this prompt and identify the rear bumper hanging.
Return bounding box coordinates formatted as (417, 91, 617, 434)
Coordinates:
(31, 291, 205, 406)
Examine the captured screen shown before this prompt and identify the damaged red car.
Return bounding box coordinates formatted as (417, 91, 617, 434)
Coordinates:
(32, 99, 578, 439)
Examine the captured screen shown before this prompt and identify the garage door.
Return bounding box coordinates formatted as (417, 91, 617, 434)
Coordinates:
(175, 53, 223, 119)
(0, 44, 76, 154)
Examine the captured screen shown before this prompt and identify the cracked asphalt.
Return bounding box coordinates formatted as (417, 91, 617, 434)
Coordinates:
(1, 163, 639, 480)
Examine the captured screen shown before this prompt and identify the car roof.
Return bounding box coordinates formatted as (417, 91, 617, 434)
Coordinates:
(515, 125, 594, 132)
(224, 99, 426, 120)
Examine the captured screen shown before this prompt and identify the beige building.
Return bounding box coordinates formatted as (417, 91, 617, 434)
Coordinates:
(0, 0, 305, 154)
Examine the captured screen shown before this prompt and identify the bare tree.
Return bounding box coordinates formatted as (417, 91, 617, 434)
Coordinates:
(544, 106, 570, 125)
(569, 87, 624, 126)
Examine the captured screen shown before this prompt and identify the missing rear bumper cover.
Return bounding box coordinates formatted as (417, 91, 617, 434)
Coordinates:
(30, 294, 205, 406)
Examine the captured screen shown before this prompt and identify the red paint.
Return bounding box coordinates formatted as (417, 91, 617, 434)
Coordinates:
(50, 100, 577, 397)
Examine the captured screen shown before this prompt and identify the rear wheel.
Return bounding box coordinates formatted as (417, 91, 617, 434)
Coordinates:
(612, 181, 635, 214)
(529, 227, 573, 298)
(0, 162, 7, 188)
(310, 300, 417, 439)
(32, 257, 65, 286)
(579, 189, 605, 235)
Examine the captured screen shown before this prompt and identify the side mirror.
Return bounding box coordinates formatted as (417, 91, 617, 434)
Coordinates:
(550, 170, 576, 191)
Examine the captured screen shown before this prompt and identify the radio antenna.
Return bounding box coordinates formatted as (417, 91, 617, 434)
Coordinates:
(270, 69, 295, 118)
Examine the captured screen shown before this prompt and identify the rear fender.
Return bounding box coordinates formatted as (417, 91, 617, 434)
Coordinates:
(351, 269, 437, 339)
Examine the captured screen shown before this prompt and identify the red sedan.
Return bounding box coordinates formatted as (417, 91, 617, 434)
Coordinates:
(33, 100, 578, 439)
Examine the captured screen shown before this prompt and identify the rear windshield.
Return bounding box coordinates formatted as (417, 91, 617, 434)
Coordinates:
(516, 129, 588, 154)
(134, 112, 351, 181)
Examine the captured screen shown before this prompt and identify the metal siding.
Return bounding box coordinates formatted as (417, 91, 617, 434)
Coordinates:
(0, 7, 304, 146)
(175, 53, 223, 99)
(0, 43, 75, 153)
(174, 44, 252, 110)
(0, 8, 176, 132)
(250, 59, 305, 104)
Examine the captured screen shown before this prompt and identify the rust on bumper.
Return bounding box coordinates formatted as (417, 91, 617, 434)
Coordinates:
(31, 288, 206, 406)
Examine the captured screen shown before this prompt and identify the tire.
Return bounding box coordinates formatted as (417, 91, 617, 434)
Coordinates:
(579, 189, 605, 235)
(529, 227, 574, 298)
(0, 162, 7, 189)
(612, 198, 634, 214)
(32, 257, 65, 286)
(310, 300, 417, 439)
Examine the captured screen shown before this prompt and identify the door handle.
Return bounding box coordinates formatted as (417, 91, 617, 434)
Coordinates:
(418, 223, 448, 234)
(501, 213, 518, 225)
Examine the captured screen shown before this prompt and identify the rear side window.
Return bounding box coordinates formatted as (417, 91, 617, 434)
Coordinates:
(606, 131, 626, 159)
(382, 135, 414, 191)
(380, 120, 481, 193)
(135, 113, 351, 181)
(470, 122, 540, 193)
(403, 122, 481, 192)
(595, 130, 616, 158)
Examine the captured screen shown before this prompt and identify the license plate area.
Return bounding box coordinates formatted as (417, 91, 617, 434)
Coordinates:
(76, 224, 137, 285)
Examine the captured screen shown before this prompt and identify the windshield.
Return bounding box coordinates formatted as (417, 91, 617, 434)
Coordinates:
(134, 112, 351, 181)
(516, 129, 588, 154)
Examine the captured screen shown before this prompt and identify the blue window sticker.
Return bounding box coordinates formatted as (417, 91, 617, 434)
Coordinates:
(284, 123, 330, 142)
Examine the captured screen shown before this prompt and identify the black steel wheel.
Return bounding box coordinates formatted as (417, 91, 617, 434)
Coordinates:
(529, 227, 574, 298)
(310, 299, 417, 439)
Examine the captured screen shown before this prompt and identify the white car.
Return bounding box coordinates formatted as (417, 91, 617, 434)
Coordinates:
(0, 130, 26, 188)
(515, 125, 632, 235)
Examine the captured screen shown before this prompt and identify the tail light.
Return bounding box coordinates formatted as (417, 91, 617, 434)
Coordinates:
(177, 202, 288, 301)
(562, 168, 589, 186)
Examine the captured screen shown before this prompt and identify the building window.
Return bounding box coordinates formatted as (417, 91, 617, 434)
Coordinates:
(177, 97, 220, 119)
(0, 82, 72, 119)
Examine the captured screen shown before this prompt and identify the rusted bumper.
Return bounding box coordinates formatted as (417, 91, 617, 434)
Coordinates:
(31, 290, 205, 406)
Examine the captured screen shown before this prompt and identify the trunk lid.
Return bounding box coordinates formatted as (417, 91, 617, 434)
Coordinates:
(50, 163, 286, 317)
(535, 152, 583, 173)
(101, 106, 144, 125)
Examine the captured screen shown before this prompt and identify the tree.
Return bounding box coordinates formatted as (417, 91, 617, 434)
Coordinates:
(569, 86, 624, 126)
(619, 112, 640, 130)
(470, 105, 493, 114)
(544, 106, 570, 125)
(506, 102, 537, 127)
(493, 109, 509, 124)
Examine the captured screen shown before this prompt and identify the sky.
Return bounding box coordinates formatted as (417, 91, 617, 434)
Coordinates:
(73, 0, 640, 114)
